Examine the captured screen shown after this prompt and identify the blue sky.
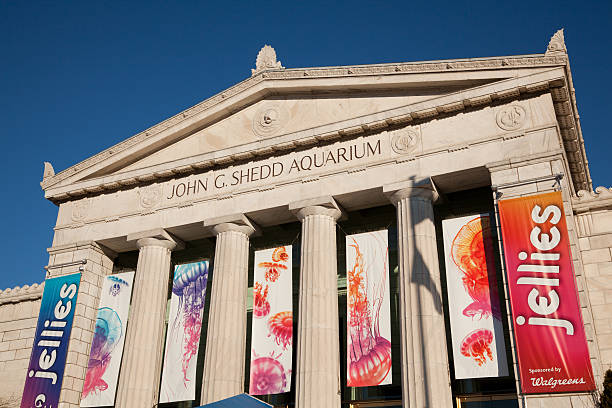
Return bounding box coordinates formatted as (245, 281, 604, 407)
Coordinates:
(1, 1, 610, 290)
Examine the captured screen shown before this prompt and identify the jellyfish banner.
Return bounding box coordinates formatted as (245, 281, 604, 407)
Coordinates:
(21, 273, 80, 408)
(80, 272, 134, 407)
(499, 192, 595, 393)
(346, 230, 392, 387)
(441, 215, 509, 379)
(249, 246, 293, 395)
(159, 261, 209, 403)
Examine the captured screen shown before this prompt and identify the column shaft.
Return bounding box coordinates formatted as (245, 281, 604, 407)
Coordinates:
(394, 189, 452, 407)
(200, 224, 252, 403)
(116, 238, 175, 408)
(295, 206, 341, 408)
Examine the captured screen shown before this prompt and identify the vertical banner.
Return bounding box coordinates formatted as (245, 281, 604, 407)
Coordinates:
(442, 214, 509, 379)
(80, 272, 135, 407)
(346, 230, 392, 387)
(159, 261, 209, 403)
(21, 273, 81, 408)
(499, 191, 595, 393)
(249, 246, 293, 395)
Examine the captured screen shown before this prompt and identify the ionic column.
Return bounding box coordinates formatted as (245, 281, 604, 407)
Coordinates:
(116, 230, 181, 408)
(384, 181, 452, 408)
(290, 197, 343, 408)
(200, 215, 257, 404)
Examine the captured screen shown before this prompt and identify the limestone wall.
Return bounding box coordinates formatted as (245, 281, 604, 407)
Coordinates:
(0, 283, 43, 405)
(573, 187, 612, 375)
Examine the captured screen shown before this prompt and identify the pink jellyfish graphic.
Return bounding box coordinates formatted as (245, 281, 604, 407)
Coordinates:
(249, 352, 288, 395)
(83, 307, 122, 397)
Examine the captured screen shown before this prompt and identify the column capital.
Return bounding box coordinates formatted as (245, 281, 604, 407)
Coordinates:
(289, 196, 345, 221)
(204, 213, 259, 237)
(127, 228, 184, 250)
(135, 237, 177, 251)
(383, 178, 439, 205)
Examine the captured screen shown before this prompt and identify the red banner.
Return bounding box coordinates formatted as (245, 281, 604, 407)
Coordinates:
(498, 191, 595, 393)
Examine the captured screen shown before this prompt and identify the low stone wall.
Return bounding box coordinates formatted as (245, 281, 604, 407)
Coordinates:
(0, 283, 43, 405)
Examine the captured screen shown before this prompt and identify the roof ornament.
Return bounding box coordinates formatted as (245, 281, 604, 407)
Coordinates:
(43, 161, 55, 180)
(546, 28, 567, 55)
(252, 45, 285, 76)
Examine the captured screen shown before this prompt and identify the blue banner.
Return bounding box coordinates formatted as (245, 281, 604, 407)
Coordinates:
(21, 273, 81, 408)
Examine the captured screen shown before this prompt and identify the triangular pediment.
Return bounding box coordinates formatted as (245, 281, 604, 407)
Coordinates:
(105, 85, 494, 176)
(42, 54, 588, 201)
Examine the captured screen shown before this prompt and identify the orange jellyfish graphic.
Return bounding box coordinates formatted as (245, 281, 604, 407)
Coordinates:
(253, 282, 270, 318)
(258, 246, 289, 283)
(451, 216, 501, 320)
(267, 311, 293, 350)
(460, 329, 494, 366)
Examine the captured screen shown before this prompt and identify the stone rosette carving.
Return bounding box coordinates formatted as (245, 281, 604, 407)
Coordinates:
(390, 127, 420, 154)
(138, 184, 163, 210)
(252, 45, 284, 76)
(71, 199, 91, 222)
(496, 104, 527, 131)
(253, 102, 287, 137)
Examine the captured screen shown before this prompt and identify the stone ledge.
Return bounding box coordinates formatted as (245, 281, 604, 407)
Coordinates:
(573, 186, 612, 212)
(0, 283, 44, 305)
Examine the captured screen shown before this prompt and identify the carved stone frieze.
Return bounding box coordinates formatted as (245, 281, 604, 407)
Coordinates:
(138, 184, 163, 210)
(390, 127, 420, 154)
(496, 104, 527, 131)
(71, 198, 91, 222)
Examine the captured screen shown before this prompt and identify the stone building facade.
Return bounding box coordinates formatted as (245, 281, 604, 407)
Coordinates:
(1, 30, 611, 407)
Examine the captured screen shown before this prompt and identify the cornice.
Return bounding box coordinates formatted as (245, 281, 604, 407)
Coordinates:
(40, 53, 569, 193)
(0, 282, 44, 305)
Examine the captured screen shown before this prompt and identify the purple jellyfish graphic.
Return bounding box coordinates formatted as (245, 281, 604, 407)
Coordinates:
(108, 275, 128, 297)
(167, 261, 209, 385)
(83, 308, 122, 398)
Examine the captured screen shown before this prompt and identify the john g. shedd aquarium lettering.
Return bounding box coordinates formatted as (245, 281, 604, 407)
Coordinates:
(166, 139, 382, 199)
(21, 273, 81, 408)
